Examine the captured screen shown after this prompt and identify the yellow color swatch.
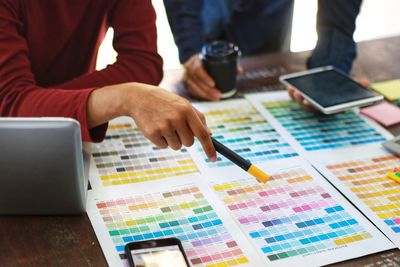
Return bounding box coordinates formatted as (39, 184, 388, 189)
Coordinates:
(334, 233, 372, 245)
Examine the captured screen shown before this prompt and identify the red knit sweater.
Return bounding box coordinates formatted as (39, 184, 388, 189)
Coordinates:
(0, 0, 163, 141)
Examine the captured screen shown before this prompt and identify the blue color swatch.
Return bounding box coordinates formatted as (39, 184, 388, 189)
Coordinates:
(263, 101, 386, 151)
(196, 103, 298, 167)
(213, 169, 373, 262)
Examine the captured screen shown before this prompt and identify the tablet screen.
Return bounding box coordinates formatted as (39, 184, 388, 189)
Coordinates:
(284, 69, 380, 108)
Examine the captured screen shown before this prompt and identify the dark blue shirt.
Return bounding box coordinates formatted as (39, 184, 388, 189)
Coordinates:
(164, 0, 362, 74)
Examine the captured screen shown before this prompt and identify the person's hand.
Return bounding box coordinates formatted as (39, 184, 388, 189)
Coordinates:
(287, 78, 370, 113)
(87, 82, 217, 162)
(183, 54, 243, 101)
(287, 87, 318, 113)
(183, 54, 222, 101)
(357, 79, 370, 88)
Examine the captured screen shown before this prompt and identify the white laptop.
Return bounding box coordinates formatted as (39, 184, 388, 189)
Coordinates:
(0, 118, 89, 214)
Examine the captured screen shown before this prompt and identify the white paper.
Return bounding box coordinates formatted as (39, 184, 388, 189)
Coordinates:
(245, 91, 393, 160)
(311, 144, 400, 248)
(203, 158, 394, 267)
(87, 159, 394, 267)
(87, 174, 264, 267)
(189, 99, 300, 172)
(89, 116, 198, 190)
(86, 93, 396, 267)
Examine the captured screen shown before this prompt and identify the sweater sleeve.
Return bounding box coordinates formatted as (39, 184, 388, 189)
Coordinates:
(58, 0, 163, 89)
(0, 0, 162, 142)
(0, 1, 105, 142)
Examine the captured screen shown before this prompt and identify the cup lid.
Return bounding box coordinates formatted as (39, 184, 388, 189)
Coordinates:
(201, 41, 240, 61)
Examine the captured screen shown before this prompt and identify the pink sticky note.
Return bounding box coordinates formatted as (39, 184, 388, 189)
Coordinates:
(361, 101, 400, 127)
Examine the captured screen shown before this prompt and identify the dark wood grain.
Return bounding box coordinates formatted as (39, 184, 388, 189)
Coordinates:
(0, 215, 107, 267)
(1, 36, 399, 267)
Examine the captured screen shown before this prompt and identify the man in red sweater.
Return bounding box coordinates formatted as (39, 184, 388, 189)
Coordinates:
(0, 0, 217, 161)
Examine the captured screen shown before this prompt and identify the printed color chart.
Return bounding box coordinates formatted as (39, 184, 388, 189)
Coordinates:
(192, 100, 298, 168)
(323, 154, 400, 247)
(91, 119, 198, 187)
(89, 185, 248, 267)
(211, 165, 390, 266)
(261, 100, 386, 151)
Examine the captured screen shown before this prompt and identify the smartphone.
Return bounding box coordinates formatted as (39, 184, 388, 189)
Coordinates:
(280, 66, 383, 114)
(125, 238, 190, 267)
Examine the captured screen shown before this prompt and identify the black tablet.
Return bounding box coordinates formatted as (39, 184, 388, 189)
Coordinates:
(280, 66, 383, 114)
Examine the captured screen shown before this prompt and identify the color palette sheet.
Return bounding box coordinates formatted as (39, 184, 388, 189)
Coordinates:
(209, 159, 393, 266)
(89, 117, 198, 189)
(246, 92, 391, 156)
(87, 175, 264, 267)
(313, 145, 400, 248)
(190, 99, 298, 171)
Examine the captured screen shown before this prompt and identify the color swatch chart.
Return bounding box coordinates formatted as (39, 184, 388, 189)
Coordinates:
(91, 185, 248, 267)
(261, 100, 386, 151)
(324, 154, 400, 246)
(193, 100, 298, 168)
(212, 168, 381, 265)
(91, 120, 198, 187)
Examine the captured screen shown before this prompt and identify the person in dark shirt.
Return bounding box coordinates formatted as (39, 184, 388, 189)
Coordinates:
(164, 0, 362, 107)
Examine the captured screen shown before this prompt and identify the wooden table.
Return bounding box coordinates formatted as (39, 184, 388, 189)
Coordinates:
(1, 36, 399, 267)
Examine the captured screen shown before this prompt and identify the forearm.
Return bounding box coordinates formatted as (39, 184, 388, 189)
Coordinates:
(58, 0, 163, 90)
(3, 86, 107, 142)
(87, 81, 217, 161)
(86, 84, 128, 128)
(308, 0, 362, 73)
(58, 54, 163, 90)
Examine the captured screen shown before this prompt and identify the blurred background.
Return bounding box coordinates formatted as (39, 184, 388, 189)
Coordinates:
(96, 0, 400, 71)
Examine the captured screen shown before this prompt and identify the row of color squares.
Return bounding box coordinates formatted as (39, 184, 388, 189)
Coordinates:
(197, 105, 298, 167)
(213, 169, 373, 262)
(326, 155, 400, 234)
(95, 186, 249, 266)
(91, 123, 198, 186)
(263, 101, 386, 151)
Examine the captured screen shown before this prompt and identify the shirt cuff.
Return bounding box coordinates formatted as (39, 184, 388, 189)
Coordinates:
(79, 88, 108, 142)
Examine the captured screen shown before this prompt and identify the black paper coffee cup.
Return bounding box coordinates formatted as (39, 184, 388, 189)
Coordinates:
(201, 41, 240, 98)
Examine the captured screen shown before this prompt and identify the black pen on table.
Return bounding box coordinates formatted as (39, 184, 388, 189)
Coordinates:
(211, 137, 270, 183)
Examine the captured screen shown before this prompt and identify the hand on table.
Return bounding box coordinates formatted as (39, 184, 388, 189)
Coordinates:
(183, 54, 243, 101)
(87, 82, 217, 162)
(287, 78, 370, 113)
